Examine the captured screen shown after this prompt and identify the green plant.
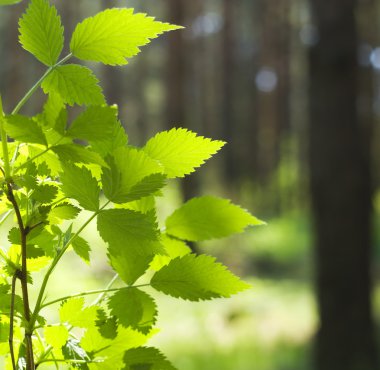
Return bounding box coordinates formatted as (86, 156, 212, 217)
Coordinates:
(0, 0, 263, 369)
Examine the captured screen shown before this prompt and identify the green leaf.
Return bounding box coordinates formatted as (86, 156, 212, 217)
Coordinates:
(62, 339, 91, 368)
(5, 115, 47, 145)
(44, 325, 68, 349)
(166, 196, 264, 242)
(48, 203, 81, 224)
(70, 8, 181, 65)
(151, 254, 250, 301)
(60, 298, 98, 328)
(0, 0, 22, 5)
(71, 236, 91, 263)
(81, 326, 148, 370)
(123, 347, 177, 370)
(97, 209, 162, 284)
(60, 163, 100, 211)
(67, 105, 118, 143)
(31, 184, 57, 204)
(108, 288, 157, 334)
(52, 143, 108, 167)
(150, 234, 191, 271)
(18, 0, 64, 66)
(143, 128, 225, 178)
(90, 120, 128, 156)
(41, 64, 105, 106)
(102, 146, 165, 204)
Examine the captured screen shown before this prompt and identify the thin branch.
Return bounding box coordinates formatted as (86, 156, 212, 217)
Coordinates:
(9, 274, 17, 370)
(11, 53, 72, 115)
(31, 201, 111, 326)
(41, 283, 150, 309)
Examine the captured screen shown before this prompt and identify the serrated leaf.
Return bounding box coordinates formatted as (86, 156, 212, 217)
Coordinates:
(5, 115, 47, 145)
(18, 0, 64, 66)
(48, 203, 81, 224)
(60, 298, 98, 328)
(32, 183, 57, 204)
(62, 338, 90, 369)
(108, 288, 157, 334)
(81, 326, 148, 370)
(90, 120, 128, 156)
(41, 64, 105, 106)
(52, 143, 107, 167)
(60, 163, 100, 211)
(41, 92, 65, 129)
(166, 196, 264, 242)
(144, 128, 225, 178)
(97, 209, 162, 284)
(28, 144, 62, 176)
(151, 254, 250, 301)
(102, 146, 165, 204)
(67, 105, 118, 143)
(44, 325, 68, 349)
(70, 8, 181, 65)
(123, 347, 177, 370)
(96, 309, 117, 340)
(150, 234, 191, 271)
(71, 236, 91, 263)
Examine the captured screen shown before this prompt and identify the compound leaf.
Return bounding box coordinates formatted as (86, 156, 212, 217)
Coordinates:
(41, 64, 105, 106)
(166, 196, 264, 242)
(18, 0, 64, 66)
(70, 8, 181, 65)
(151, 254, 250, 301)
(143, 128, 225, 178)
(60, 163, 100, 211)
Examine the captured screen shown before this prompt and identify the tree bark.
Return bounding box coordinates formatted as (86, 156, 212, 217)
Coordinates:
(308, 1, 378, 369)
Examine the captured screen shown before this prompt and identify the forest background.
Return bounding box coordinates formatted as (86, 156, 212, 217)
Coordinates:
(1, 0, 379, 369)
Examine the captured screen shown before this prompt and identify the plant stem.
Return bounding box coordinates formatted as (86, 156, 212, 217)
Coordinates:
(6, 183, 34, 370)
(41, 283, 151, 309)
(0, 96, 11, 180)
(92, 273, 119, 306)
(31, 201, 111, 327)
(9, 274, 17, 370)
(11, 53, 72, 115)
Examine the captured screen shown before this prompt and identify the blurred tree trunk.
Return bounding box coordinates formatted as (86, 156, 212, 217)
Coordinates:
(166, 0, 200, 199)
(221, 0, 236, 181)
(308, 1, 378, 369)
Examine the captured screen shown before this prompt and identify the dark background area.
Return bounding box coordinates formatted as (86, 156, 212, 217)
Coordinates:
(1, 0, 380, 369)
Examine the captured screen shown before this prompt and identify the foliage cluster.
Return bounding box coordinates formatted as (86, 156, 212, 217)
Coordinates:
(0, 0, 263, 369)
